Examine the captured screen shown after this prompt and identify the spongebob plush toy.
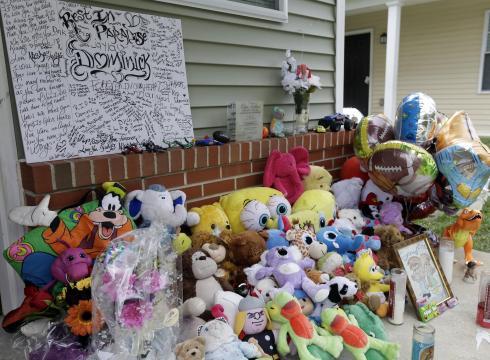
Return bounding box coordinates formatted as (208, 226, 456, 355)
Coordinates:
(287, 190, 336, 232)
(302, 165, 333, 191)
(219, 187, 292, 234)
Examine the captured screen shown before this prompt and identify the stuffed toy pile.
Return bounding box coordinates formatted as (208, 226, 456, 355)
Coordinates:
(8, 114, 484, 359)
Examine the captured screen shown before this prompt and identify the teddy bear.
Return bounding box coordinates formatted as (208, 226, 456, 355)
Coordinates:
(334, 208, 365, 234)
(302, 165, 332, 191)
(225, 231, 267, 288)
(374, 225, 405, 270)
(175, 336, 206, 360)
(182, 248, 233, 311)
(198, 318, 268, 360)
(380, 202, 413, 235)
(330, 177, 364, 210)
(255, 246, 314, 291)
(186, 203, 232, 236)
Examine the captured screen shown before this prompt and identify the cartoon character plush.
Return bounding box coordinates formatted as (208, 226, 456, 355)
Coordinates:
(51, 246, 92, 285)
(264, 217, 289, 250)
(263, 147, 310, 204)
(334, 209, 365, 235)
(361, 179, 394, 204)
(175, 336, 206, 360)
(359, 194, 382, 236)
(443, 208, 483, 264)
(316, 227, 364, 264)
(198, 318, 267, 360)
(302, 165, 332, 191)
(186, 204, 232, 236)
(331, 178, 364, 210)
(343, 302, 389, 360)
(266, 292, 343, 360)
(270, 106, 286, 138)
(219, 187, 291, 234)
(380, 202, 412, 234)
(125, 184, 188, 230)
(286, 223, 327, 260)
(353, 250, 390, 317)
(294, 289, 315, 316)
(182, 249, 233, 310)
(302, 276, 358, 323)
(13, 182, 134, 259)
(292, 189, 336, 225)
(234, 296, 278, 358)
(320, 307, 399, 360)
(255, 246, 314, 291)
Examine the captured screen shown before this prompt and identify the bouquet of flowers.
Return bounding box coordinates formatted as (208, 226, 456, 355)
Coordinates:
(280, 49, 322, 134)
(91, 223, 181, 359)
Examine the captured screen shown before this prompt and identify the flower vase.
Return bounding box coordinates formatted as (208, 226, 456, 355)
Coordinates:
(293, 89, 310, 134)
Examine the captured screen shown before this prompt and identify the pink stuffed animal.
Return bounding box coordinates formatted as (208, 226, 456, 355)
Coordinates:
(380, 202, 412, 234)
(51, 247, 92, 284)
(263, 147, 310, 204)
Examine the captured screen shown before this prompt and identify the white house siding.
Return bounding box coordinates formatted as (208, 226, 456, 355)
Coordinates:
(347, 0, 490, 135)
(65, 0, 337, 138)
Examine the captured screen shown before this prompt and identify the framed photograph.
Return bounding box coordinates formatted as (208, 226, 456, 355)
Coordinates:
(393, 234, 454, 320)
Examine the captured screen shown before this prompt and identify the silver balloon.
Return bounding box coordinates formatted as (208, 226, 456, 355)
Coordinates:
(394, 92, 441, 146)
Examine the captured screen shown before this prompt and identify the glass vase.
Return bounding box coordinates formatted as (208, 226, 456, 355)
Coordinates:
(293, 89, 310, 134)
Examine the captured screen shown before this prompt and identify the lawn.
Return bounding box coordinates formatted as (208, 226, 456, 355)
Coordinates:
(414, 137, 490, 252)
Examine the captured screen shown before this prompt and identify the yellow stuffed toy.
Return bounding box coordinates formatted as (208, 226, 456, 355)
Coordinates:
(219, 187, 291, 234)
(187, 203, 232, 236)
(292, 190, 336, 223)
(353, 250, 390, 317)
(302, 165, 332, 191)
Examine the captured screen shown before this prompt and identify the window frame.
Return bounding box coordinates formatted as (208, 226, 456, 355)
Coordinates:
(478, 9, 490, 93)
(156, 0, 288, 23)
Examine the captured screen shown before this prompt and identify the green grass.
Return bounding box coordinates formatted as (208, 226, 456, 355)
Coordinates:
(414, 137, 490, 252)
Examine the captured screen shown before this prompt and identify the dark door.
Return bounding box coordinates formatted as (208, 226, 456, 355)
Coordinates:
(344, 33, 371, 116)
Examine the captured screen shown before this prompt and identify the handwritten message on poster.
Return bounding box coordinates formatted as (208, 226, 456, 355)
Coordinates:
(0, 0, 193, 163)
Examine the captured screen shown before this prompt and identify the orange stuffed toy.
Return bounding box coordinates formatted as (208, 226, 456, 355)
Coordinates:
(443, 208, 483, 264)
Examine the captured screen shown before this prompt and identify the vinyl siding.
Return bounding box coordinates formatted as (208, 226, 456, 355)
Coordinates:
(347, 0, 490, 135)
(65, 0, 337, 138)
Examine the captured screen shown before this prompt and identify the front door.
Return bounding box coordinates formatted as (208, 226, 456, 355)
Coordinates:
(344, 32, 371, 116)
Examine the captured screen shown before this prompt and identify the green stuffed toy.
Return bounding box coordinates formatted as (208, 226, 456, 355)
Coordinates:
(343, 303, 388, 360)
(266, 292, 343, 360)
(321, 307, 400, 360)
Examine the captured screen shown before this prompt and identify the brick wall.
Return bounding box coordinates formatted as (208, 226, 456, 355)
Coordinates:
(19, 131, 355, 210)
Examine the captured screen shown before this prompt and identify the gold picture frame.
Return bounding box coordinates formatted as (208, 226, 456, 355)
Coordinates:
(393, 234, 454, 320)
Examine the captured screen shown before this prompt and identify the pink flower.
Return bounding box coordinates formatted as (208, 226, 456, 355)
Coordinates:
(135, 270, 167, 294)
(119, 299, 153, 329)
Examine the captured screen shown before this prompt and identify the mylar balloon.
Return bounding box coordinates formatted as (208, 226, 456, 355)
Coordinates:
(435, 111, 490, 208)
(368, 140, 438, 197)
(394, 92, 441, 146)
(354, 114, 395, 167)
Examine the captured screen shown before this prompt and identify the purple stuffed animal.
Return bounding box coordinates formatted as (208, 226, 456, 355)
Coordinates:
(380, 202, 412, 234)
(255, 246, 314, 290)
(51, 247, 92, 284)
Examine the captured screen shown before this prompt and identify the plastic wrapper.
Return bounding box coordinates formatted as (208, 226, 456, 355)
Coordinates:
(12, 320, 88, 360)
(90, 223, 182, 359)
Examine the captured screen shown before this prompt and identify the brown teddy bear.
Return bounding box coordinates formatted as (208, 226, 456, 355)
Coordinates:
(374, 224, 405, 270)
(225, 231, 267, 288)
(175, 336, 205, 360)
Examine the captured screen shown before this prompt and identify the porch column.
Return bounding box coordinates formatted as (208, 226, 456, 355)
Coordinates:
(383, 0, 403, 121)
(335, 0, 346, 113)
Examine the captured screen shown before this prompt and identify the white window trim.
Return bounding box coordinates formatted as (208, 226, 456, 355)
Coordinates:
(156, 0, 288, 22)
(478, 9, 490, 94)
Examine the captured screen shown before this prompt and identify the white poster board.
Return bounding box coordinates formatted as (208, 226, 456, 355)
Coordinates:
(0, 0, 194, 163)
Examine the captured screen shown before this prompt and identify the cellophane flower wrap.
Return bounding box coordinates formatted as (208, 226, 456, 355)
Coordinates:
(90, 223, 182, 359)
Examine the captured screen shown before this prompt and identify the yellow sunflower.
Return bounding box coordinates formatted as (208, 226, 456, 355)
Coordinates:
(64, 300, 102, 336)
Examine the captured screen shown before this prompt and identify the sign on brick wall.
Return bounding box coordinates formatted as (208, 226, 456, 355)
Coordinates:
(0, 0, 194, 163)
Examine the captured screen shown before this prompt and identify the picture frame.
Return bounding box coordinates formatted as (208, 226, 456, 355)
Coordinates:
(393, 234, 454, 321)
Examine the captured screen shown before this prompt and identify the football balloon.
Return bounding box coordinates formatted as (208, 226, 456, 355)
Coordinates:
(368, 140, 438, 197)
(354, 114, 395, 168)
